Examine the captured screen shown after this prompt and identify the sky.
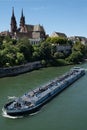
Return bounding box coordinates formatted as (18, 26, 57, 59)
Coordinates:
(0, 0, 87, 37)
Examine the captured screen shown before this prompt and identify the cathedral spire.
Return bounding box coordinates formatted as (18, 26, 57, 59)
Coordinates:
(10, 7, 17, 33)
(21, 8, 24, 17)
(12, 7, 14, 17)
(20, 8, 25, 28)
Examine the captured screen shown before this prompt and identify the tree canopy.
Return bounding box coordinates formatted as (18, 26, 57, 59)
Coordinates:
(0, 35, 87, 67)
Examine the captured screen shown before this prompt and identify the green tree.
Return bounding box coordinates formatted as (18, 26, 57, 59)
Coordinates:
(4, 35, 11, 42)
(46, 37, 67, 45)
(40, 42, 52, 60)
(16, 52, 25, 65)
(17, 38, 34, 62)
(51, 44, 57, 56)
(32, 44, 41, 61)
(66, 51, 83, 64)
(72, 41, 85, 54)
(84, 44, 87, 57)
(53, 52, 64, 59)
(0, 40, 20, 67)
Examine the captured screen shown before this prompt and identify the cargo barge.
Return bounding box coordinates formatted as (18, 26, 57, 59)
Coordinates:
(2, 67, 85, 116)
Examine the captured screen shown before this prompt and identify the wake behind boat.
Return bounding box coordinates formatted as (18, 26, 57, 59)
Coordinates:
(2, 67, 85, 117)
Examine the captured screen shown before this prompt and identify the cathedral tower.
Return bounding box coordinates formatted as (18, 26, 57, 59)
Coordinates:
(20, 8, 25, 28)
(10, 7, 17, 33)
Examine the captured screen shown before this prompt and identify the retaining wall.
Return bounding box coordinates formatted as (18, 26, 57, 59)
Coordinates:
(0, 61, 42, 78)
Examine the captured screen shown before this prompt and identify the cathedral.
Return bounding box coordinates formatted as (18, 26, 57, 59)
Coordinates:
(1, 7, 46, 44)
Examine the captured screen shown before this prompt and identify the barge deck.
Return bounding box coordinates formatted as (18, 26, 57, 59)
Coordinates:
(2, 67, 85, 117)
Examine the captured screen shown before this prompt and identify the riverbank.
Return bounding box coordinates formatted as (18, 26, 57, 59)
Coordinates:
(0, 58, 86, 78)
(0, 63, 87, 130)
(0, 61, 42, 78)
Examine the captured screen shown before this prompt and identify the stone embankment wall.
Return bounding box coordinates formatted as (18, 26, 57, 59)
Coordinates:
(0, 61, 42, 78)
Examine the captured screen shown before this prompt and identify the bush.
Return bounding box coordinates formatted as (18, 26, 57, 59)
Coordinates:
(56, 59, 68, 66)
(5, 62, 10, 67)
(41, 60, 46, 66)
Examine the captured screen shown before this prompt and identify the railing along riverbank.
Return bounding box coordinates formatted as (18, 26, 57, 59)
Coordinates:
(0, 61, 42, 78)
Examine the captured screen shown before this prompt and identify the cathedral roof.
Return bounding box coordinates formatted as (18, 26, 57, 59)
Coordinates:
(24, 24, 45, 32)
(33, 25, 45, 32)
(25, 25, 34, 32)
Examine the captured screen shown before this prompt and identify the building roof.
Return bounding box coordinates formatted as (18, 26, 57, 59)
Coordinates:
(33, 25, 45, 32)
(0, 31, 10, 36)
(24, 24, 45, 32)
(50, 32, 67, 38)
(25, 24, 34, 32)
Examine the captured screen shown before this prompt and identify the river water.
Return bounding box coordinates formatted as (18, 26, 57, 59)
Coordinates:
(0, 63, 87, 130)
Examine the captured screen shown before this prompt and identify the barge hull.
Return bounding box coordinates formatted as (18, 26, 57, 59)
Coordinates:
(5, 69, 85, 117)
